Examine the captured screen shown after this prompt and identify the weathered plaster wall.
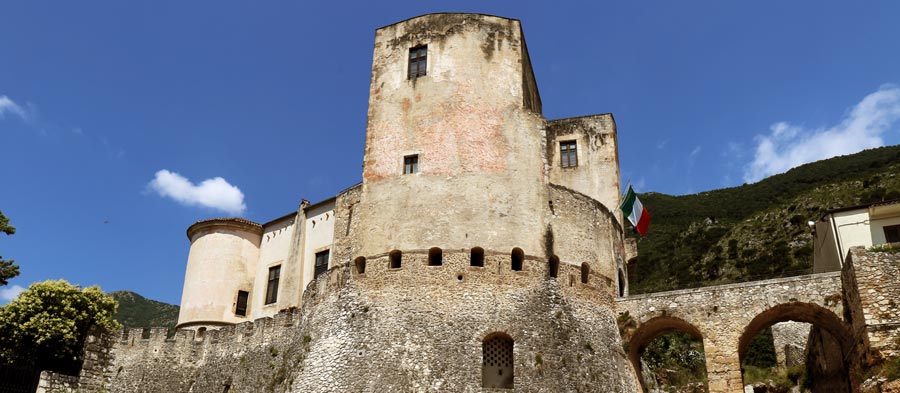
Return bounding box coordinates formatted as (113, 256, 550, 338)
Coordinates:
(300, 201, 336, 292)
(359, 14, 548, 257)
(178, 219, 262, 328)
(251, 214, 298, 320)
(546, 114, 622, 226)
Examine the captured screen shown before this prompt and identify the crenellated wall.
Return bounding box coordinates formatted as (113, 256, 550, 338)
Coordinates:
(93, 252, 639, 392)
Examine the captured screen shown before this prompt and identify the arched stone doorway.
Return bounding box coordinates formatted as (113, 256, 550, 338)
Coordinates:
(627, 316, 708, 392)
(737, 302, 855, 392)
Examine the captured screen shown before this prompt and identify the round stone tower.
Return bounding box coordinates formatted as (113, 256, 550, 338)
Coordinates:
(176, 218, 262, 329)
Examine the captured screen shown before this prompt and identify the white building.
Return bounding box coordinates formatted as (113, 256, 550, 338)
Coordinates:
(813, 200, 900, 273)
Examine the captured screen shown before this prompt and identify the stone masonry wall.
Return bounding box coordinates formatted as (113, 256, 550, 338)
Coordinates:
(95, 250, 639, 392)
(843, 247, 900, 361)
(771, 321, 810, 368)
(618, 272, 846, 392)
(36, 371, 78, 393)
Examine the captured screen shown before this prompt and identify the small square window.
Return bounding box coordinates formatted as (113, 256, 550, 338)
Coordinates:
(314, 250, 330, 279)
(560, 141, 578, 168)
(408, 45, 427, 80)
(265, 266, 280, 305)
(885, 225, 900, 244)
(404, 155, 419, 174)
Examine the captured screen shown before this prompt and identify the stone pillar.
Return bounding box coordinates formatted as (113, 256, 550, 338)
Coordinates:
(703, 336, 744, 393)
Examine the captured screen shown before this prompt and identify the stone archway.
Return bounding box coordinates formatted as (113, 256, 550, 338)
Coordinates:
(627, 316, 708, 392)
(737, 302, 855, 392)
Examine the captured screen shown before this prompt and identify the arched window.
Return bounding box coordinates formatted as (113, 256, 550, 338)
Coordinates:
(471, 247, 485, 267)
(581, 262, 590, 284)
(548, 256, 560, 278)
(389, 250, 402, 269)
(618, 269, 626, 296)
(354, 257, 367, 274)
(482, 333, 514, 389)
(197, 327, 207, 339)
(428, 247, 442, 266)
(511, 248, 524, 271)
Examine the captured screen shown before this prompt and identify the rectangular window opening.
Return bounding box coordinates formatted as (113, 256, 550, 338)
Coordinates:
(265, 266, 281, 305)
(885, 224, 900, 244)
(235, 290, 249, 316)
(315, 250, 330, 279)
(560, 141, 578, 168)
(408, 45, 427, 80)
(404, 154, 419, 174)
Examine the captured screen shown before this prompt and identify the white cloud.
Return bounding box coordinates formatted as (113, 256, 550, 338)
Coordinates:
(689, 146, 702, 158)
(148, 170, 247, 215)
(0, 95, 27, 120)
(0, 285, 24, 303)
(744, 85, 900, 183)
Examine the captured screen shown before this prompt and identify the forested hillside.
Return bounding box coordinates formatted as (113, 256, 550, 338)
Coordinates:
(110, 290, 179, 329)
(630, 145, 900, 294)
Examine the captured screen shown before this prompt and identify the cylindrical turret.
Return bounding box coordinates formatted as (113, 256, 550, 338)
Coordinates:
(357, 13, 548, 256)
(176, 218, 262, 329)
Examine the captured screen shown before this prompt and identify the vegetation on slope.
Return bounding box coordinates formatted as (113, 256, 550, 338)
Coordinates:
(630, 145, 900, 294)
(110, 290, 179, 329)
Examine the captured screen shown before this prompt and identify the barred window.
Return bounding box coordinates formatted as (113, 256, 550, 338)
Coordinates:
(265, 265, 280, 304)
(482, 333, 514, 389)
(315, 250, 330, 279)
(408, 45, 427, 79)
(560, 141, 577, 168)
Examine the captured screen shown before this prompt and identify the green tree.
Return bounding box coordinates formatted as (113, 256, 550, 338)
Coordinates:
(0, 209, 19, 285)
(0, 280, 121, 373)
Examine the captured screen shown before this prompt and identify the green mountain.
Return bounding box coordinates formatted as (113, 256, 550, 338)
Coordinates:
(630, 145, 900, 294)
(110, 290, 179, 329)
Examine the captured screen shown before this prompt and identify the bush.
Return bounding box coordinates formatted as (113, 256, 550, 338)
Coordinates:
(0, 280, 120, 373)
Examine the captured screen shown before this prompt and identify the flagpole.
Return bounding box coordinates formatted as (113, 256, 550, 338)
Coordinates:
(617, 179, 632, 211)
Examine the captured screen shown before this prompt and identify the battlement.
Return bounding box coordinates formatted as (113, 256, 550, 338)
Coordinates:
(120, 307, 303, 348)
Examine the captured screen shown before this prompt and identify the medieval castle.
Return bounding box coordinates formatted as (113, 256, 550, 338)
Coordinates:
(32, 13, 900, 393)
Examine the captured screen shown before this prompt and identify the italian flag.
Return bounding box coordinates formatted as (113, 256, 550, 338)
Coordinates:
(620, 185, 650, 236)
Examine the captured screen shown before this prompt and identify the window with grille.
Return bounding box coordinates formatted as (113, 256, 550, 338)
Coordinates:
(265, 265, 280, 305)
(404, 155, 418, 174)
(408, 45, 427, 79)
(314, 250, 330, 279)
(482, 334, 514, 389)
(235, 290, 249, 316)
(560, 141, 577, 168)
(885, 225, 900, 244)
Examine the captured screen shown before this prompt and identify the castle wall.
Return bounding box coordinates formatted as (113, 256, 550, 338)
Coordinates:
(546, 114, 622, 226)
(178, 220, 262, 328)
(359, 14, 549, 257)
(548, 184, 625, 291)
(98, 252, 639, 393)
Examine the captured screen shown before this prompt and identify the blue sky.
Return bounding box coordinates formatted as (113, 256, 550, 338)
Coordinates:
(2, 1, 900, 305)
